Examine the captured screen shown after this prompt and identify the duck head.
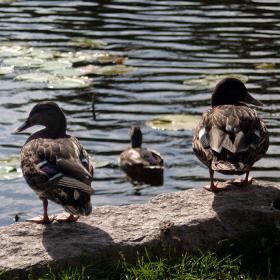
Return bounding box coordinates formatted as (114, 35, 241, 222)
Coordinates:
(130, 125, 142, 148)
(211, 78, 263, 107)
(15, 101, 67, 135)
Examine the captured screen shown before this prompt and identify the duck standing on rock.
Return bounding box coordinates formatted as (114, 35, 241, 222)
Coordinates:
(119, 125, 164, 185)
(15, 101, 94, 223)
(193, 78, 269, 191)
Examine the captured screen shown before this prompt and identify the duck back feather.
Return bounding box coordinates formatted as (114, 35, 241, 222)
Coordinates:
(193, 105, 269, 175)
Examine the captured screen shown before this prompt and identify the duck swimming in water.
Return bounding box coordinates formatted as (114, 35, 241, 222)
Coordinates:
(16, 101, 94, 223)
(119, 125, 164, 185)
(192, 78, 269, 191)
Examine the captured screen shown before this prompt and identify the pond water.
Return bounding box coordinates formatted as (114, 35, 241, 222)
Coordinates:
(0, 0, 279, 226)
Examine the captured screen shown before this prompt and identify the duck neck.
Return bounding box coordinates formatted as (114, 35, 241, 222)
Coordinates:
(45, 114, 67, 137)
(131, 137, 142, 148)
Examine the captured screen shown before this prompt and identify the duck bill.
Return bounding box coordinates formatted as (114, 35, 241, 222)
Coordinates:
(243, 93, 263, 107)
(14, 120, 31, 133)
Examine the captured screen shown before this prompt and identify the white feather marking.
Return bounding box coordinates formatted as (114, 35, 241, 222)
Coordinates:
(74, 189, 80, 200)
(225, 125, 233, 133)
(198, 128, 205, 140)
(36, 160, 48, 168)
(49, 172, 63, 181)
(144, 165, 164, 170)
(254, 130, 260, 138)
(82, 158, 88, 164)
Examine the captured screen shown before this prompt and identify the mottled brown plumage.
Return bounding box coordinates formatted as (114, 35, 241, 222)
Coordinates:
(192, 78, 269, 191)
(16, 102, 94, 223)
(119, 126, 164, 185)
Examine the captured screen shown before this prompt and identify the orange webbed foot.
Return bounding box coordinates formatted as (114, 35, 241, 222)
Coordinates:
(26, 215, 55, 224)
(226, 177, 253, 187)
(204, 181, 231, 192)
(54, 213, 79, 223)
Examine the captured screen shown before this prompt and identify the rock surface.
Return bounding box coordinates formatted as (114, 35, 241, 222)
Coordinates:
(1, 181, 280, 279)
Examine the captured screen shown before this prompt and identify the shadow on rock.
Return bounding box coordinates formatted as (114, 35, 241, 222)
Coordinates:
(42, 221, 117, 265)
(211, 182, 280, 236)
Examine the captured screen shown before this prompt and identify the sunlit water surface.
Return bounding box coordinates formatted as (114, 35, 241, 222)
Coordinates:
(0, 0, 280, 225)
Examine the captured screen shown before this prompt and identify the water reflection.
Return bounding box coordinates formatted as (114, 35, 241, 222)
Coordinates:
(0, 0, 279, 225)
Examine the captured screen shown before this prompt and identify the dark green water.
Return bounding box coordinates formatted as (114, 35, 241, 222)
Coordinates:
(0, 0, 279, 225)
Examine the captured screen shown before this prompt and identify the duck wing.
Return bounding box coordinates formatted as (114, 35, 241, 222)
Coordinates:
(21, 135, 94, 193)
(193, 105, 269, 174)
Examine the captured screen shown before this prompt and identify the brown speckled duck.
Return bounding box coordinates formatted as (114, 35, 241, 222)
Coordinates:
(193, 78, 269, 191)
(15, 102, 94, 223)
(119, 125, 164, 185)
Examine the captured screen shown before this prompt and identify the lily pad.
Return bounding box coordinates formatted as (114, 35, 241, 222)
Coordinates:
(97, 53, 125, 64)
(66, 51, 125, 64)
(29, 48, 55, 60)
(96, 65, 136, 76)
(0, 66, 14, 75)
(0, 0, 17, 3)
(0, 166, 22, 180)
(51, 67, 85, 77)
(183, 74, 249, 90)
(3, 57, 44, 68)
(0, 155, 22, 180)
(15, 72, 56, 83)
(254, 63, 276, 70)
(76, 65, 101, 75)
(39, 60, 72, 72)
(146, 114, 201, 131)
(70, 38, 107, 48)
(94, 159, 111, 168)
(0, 44, 30, 58)
(48, 77, 92, 89)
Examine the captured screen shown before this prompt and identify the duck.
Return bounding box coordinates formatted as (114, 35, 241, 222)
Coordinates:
(118, 125, 164, 185)
(192, 77, 269, 192)
(15, 101, 94, 223)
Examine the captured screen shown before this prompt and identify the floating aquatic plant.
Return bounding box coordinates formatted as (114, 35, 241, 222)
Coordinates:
(39, 60, 72, 72)
(95, 65, 136, 76)
(48, 77, 92, 89)
(93, 159, 111, 168)
(69, 38, 107, 48)
(0, 44, 30, 57)
(184, 74, 249, 90)
(0, 0, 17, 3)
(146, 114, 200, 131)
(3, 57, 44, 68)
(254, 63, 276, 70)
(0, 66, 14, 75)
(0, 42, 134, 89)
(15, 72, 56, 83)
(0, 155, 22, 180)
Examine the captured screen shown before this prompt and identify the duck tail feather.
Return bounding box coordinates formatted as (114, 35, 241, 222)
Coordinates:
(211, 158, 248, 175)
(55, 176, 94, 194)
(64, 202, 92, 216)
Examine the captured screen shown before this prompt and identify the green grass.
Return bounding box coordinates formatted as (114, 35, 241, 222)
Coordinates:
(25, 252, 246, 280)
(122, 251, 244, 280)
(26, 251, 246, 280)
(13, 233, 280, 280)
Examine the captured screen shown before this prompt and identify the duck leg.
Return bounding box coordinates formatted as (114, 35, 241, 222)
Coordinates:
(204, 169, 219, 191)
(26, 198, 55, 224)
(55, 213, 79, 222)
(228, 171, 253, 186)
(204, 168, 230, 192)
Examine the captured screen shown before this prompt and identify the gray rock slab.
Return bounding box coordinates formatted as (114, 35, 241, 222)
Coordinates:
(1, 181, 280, 279)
